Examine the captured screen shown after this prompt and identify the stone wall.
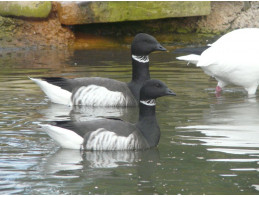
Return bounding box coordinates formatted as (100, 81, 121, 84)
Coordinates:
(0, 2, 51, 18)
(56, 1, 210, 25)
(197, 1, 259, 34)
(1, 1, 259, 49)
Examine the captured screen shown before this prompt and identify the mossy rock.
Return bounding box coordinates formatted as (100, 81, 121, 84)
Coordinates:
(0, 2, 51, 18)
(0, 16, 17, 41)
(58, 1, 210, 25)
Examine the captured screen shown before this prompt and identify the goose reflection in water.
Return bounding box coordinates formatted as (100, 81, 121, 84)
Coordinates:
(38, 148, 160, 194)
(42, 148, 160, 174)
(177, 97, 259, 156)
(37, 103, 138, 122)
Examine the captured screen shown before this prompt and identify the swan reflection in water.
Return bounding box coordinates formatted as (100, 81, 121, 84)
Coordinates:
(177, 97, 259, 156)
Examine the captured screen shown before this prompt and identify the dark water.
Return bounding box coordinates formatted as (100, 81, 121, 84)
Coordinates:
(0, 46, 259, 195)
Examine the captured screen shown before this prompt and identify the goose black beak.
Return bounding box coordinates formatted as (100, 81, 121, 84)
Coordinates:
(165, 88, 176, 96)
(156, 43, 167, 51)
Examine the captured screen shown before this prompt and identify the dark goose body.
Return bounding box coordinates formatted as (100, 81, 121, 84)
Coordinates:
(31, 33, 166, 106)
(40, 79, 176, 151)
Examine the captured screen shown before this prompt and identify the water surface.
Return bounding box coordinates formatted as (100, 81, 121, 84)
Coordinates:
(0, 46, 259, 194)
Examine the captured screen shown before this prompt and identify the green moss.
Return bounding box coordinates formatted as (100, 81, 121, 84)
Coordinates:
(0, 16, 15, 39)
(177, 27, 191, 34)
(0, 15, 26, 48)
(0, 2, 51, 18)
(88, 1, 210, 23)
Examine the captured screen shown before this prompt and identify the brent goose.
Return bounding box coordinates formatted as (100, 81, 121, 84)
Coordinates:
(31, 33, 166, 106)
(40, 79, 176, 150)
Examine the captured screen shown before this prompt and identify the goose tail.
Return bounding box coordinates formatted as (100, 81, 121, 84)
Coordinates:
(29, 77, 72, 106)
(40, 124, 83, 149)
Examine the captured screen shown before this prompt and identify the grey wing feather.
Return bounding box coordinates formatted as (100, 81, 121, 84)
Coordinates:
(54, 119, 137, 138)
(42, 77, 127, 92)
(42, 77, 136, 105)
(72, 77, 127, 92)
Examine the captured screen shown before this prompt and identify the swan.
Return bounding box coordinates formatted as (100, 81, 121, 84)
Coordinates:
(176, 28, 259, 95)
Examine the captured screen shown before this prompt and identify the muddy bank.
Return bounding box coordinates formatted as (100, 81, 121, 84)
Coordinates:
(0, 2, 74, 50)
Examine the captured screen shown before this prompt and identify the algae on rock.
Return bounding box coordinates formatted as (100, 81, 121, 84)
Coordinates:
(0, 1, 51, 18)
(57, 1, 210, 25)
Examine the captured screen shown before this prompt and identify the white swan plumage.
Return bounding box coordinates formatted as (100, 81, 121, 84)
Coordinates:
(177, 28, 259, 95)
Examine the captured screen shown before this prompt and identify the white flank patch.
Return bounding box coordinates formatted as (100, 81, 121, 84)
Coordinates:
(85, 128, 140, 151)
(132, 55, 149, 63)
(40, 124, 84, 149)
(140, 99, 156, 106)
(71, 85, 127, 106)
(30, 77, 72, 106)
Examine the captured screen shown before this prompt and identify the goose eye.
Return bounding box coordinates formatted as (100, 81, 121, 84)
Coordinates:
(155, 83, 161, 88)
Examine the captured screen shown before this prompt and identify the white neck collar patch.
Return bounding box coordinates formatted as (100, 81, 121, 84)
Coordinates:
(140, 99, 156, 106)
(132, 55, 149, 63)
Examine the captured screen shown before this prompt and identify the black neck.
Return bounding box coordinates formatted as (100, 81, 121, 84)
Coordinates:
(138, 102, 156, 120)
(136, 103, 160, 148)
(131, 57, 150, 82)
(127, 57, 151, 101)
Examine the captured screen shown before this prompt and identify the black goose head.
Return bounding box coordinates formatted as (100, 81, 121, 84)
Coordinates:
(131, 33, 167, 56)
(140, 79, 176, 101)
